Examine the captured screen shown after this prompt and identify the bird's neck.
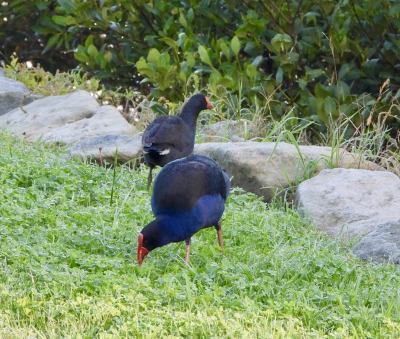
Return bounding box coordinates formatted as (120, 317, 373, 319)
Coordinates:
(154, 213, 203, 244)
(179, 109, 200, 129)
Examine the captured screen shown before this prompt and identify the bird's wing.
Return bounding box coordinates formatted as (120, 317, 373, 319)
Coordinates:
(142, 116, 189, 152)
(152, 155, 228, 214)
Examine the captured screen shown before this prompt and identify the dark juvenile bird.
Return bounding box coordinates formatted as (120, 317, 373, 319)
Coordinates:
(142, 93, 213, 190)
(137, 154, 230, 266)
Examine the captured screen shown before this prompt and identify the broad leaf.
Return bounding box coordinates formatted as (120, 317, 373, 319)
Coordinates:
(198, 46, 212, 66)
(220, 42, 231, 62)
(231, 36, 241, 57)
(276, 67, 283, 84)
(87, 45, 98, 57)
(52, 15, 66, 26)
(324, 96, 337, 114)
(74, 52, 90, 63)
(159, 38, 177, 49)
(85, 35, 94, 47)
(147, 48, 160, 65)
(246, 64, 258, 78)
(252, 56, 263, 67)
(57, 0, 76, 11)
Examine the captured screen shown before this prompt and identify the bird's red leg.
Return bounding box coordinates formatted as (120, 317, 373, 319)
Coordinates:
(214, 221, 223, 249)
(185, 238, 191, 266)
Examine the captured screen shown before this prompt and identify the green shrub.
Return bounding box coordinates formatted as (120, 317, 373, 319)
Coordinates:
(2, 0, 400, 140)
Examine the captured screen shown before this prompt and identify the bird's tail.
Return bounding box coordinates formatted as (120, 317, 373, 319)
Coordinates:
(143, 143, 169, 155)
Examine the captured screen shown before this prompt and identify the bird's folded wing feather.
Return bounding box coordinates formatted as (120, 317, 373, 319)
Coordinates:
(142, 116, 189, 152)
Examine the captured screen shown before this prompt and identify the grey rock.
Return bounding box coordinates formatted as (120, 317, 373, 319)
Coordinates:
(22, 94, 42, 106)
(41, 105, 136, 145)
(194, 141, 382, 202)
(67, 133, 143, 165)
(295, 168, 400, 238)
(0, 76, 36, 116)
(199, 119, 258, 142)
(230, 135, 245, 142)
(0, 67, 5, 77)
(352, 219, 400, 265)
(0, 90, 100, 141)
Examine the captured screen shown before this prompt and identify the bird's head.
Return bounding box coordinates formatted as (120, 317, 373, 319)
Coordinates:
(137, 219, 168, 265)
(184, 93, 214, 112)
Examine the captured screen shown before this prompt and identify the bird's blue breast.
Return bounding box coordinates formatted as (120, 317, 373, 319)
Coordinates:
(151, 194, 226, 243)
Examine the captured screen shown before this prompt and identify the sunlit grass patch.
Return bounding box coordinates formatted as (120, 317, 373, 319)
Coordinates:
(0, 130, 399, 338)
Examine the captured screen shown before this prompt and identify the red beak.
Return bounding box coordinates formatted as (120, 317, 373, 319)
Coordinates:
(205, 96, 214, 110)
(137, 233, 149, 265)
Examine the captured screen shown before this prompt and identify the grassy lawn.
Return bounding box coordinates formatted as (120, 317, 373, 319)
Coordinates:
(0, 130, 399, 338)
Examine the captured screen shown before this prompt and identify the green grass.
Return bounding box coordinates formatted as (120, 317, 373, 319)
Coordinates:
(0, 130, 399, 338)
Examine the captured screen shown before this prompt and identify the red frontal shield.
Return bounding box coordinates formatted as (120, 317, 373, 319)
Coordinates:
(137, 233, 149, 265)
(205, 96, 214, 110)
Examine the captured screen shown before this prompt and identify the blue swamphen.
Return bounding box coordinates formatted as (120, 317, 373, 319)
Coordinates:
(142, 94, 213, 190)
(138, 154, 230, 266)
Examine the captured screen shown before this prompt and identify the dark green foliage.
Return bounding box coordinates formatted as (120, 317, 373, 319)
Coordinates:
(2, 0, 400, 138)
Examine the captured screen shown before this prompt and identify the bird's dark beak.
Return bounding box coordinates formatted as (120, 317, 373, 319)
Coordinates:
(137, 233, 149, 265)
(205, 96, 214, 110)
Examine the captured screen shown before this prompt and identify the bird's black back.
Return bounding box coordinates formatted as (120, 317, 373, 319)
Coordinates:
(151, 154, 229, 215)
(141, 94, 211, 168)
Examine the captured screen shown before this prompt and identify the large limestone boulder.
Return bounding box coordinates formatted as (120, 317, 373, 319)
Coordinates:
(194, 141, 382, 201)
(0, 90, 99, 141)
(0, 90, 135, 145)
(67, 133, 142, 165)
(0, 76, 40, 116)
(352, 219, 400, 265)
(199, 119, 259, 142)
(295, 168, 400, 238)
(41, 105, 136, 145)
